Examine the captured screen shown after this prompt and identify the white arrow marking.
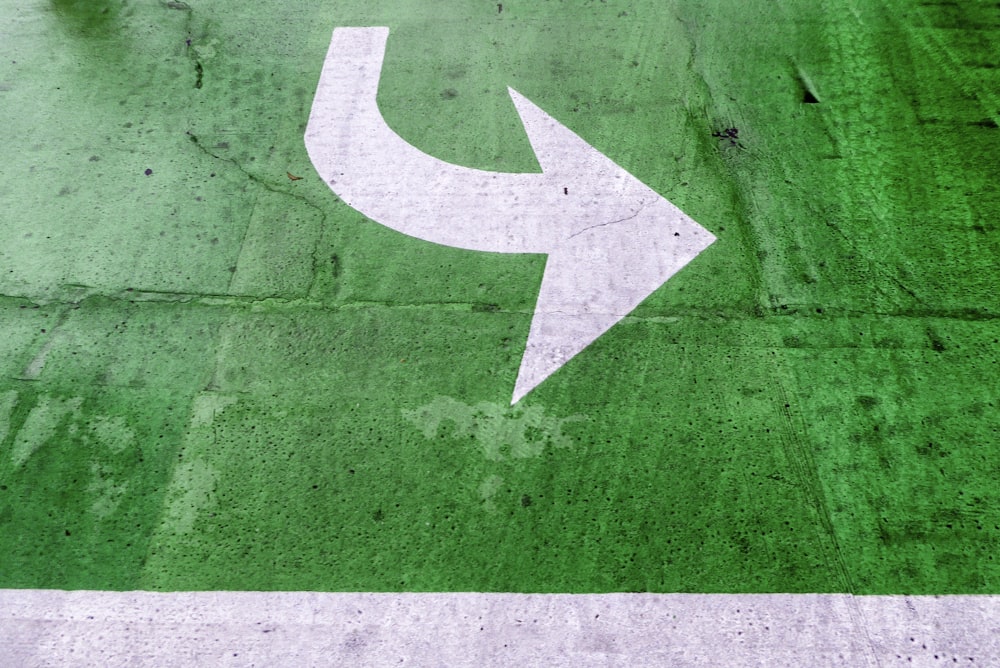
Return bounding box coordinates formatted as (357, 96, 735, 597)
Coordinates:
(305, 27, 715, 403)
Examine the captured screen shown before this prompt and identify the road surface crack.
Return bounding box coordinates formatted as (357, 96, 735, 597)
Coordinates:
(566, 202, 647, 240)
(185, 132, 332, 298)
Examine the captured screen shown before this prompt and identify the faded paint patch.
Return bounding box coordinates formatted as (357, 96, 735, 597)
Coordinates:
(9, 395, 83, 468)
(477, 474, 505, 512)
(402, 396, 585, 462)
(150, 393, 235, 537)
(189, 39, 218, 61)
(20, 339, 56, 380)
(159, 460, 219, 535)
(87, 415, 135, 454)
(405, 397, 586, 511)
(0, 389, 18, 444)
(189, 392, 239, 429)
(88, 463, 129, 520)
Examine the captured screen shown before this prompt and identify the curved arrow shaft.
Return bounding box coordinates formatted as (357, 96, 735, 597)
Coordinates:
(305, 27, 651, 254)
(305, 27, 549, 252)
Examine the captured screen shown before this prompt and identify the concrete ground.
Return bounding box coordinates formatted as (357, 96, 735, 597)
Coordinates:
(1, 0, 998, 663)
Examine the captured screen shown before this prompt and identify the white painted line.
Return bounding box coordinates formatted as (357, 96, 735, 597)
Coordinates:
(305, 27, 715, 404)
(2, 590, 998, 667)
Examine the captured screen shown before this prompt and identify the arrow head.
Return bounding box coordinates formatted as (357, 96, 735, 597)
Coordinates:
(512, 199, 715, 404)
(506, 89, 716, 403)
(507, 87, 652, 199)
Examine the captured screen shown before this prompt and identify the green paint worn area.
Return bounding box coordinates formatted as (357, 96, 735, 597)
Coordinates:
(0, 0, 997, 593)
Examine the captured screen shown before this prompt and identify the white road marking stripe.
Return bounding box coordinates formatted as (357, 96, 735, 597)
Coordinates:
(2, 590, 998, 666)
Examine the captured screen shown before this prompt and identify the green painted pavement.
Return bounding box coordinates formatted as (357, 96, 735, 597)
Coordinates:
(0, 0, 998, 594)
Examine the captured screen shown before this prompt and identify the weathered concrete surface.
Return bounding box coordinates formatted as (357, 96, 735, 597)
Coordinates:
(1, 0, 999, 662)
